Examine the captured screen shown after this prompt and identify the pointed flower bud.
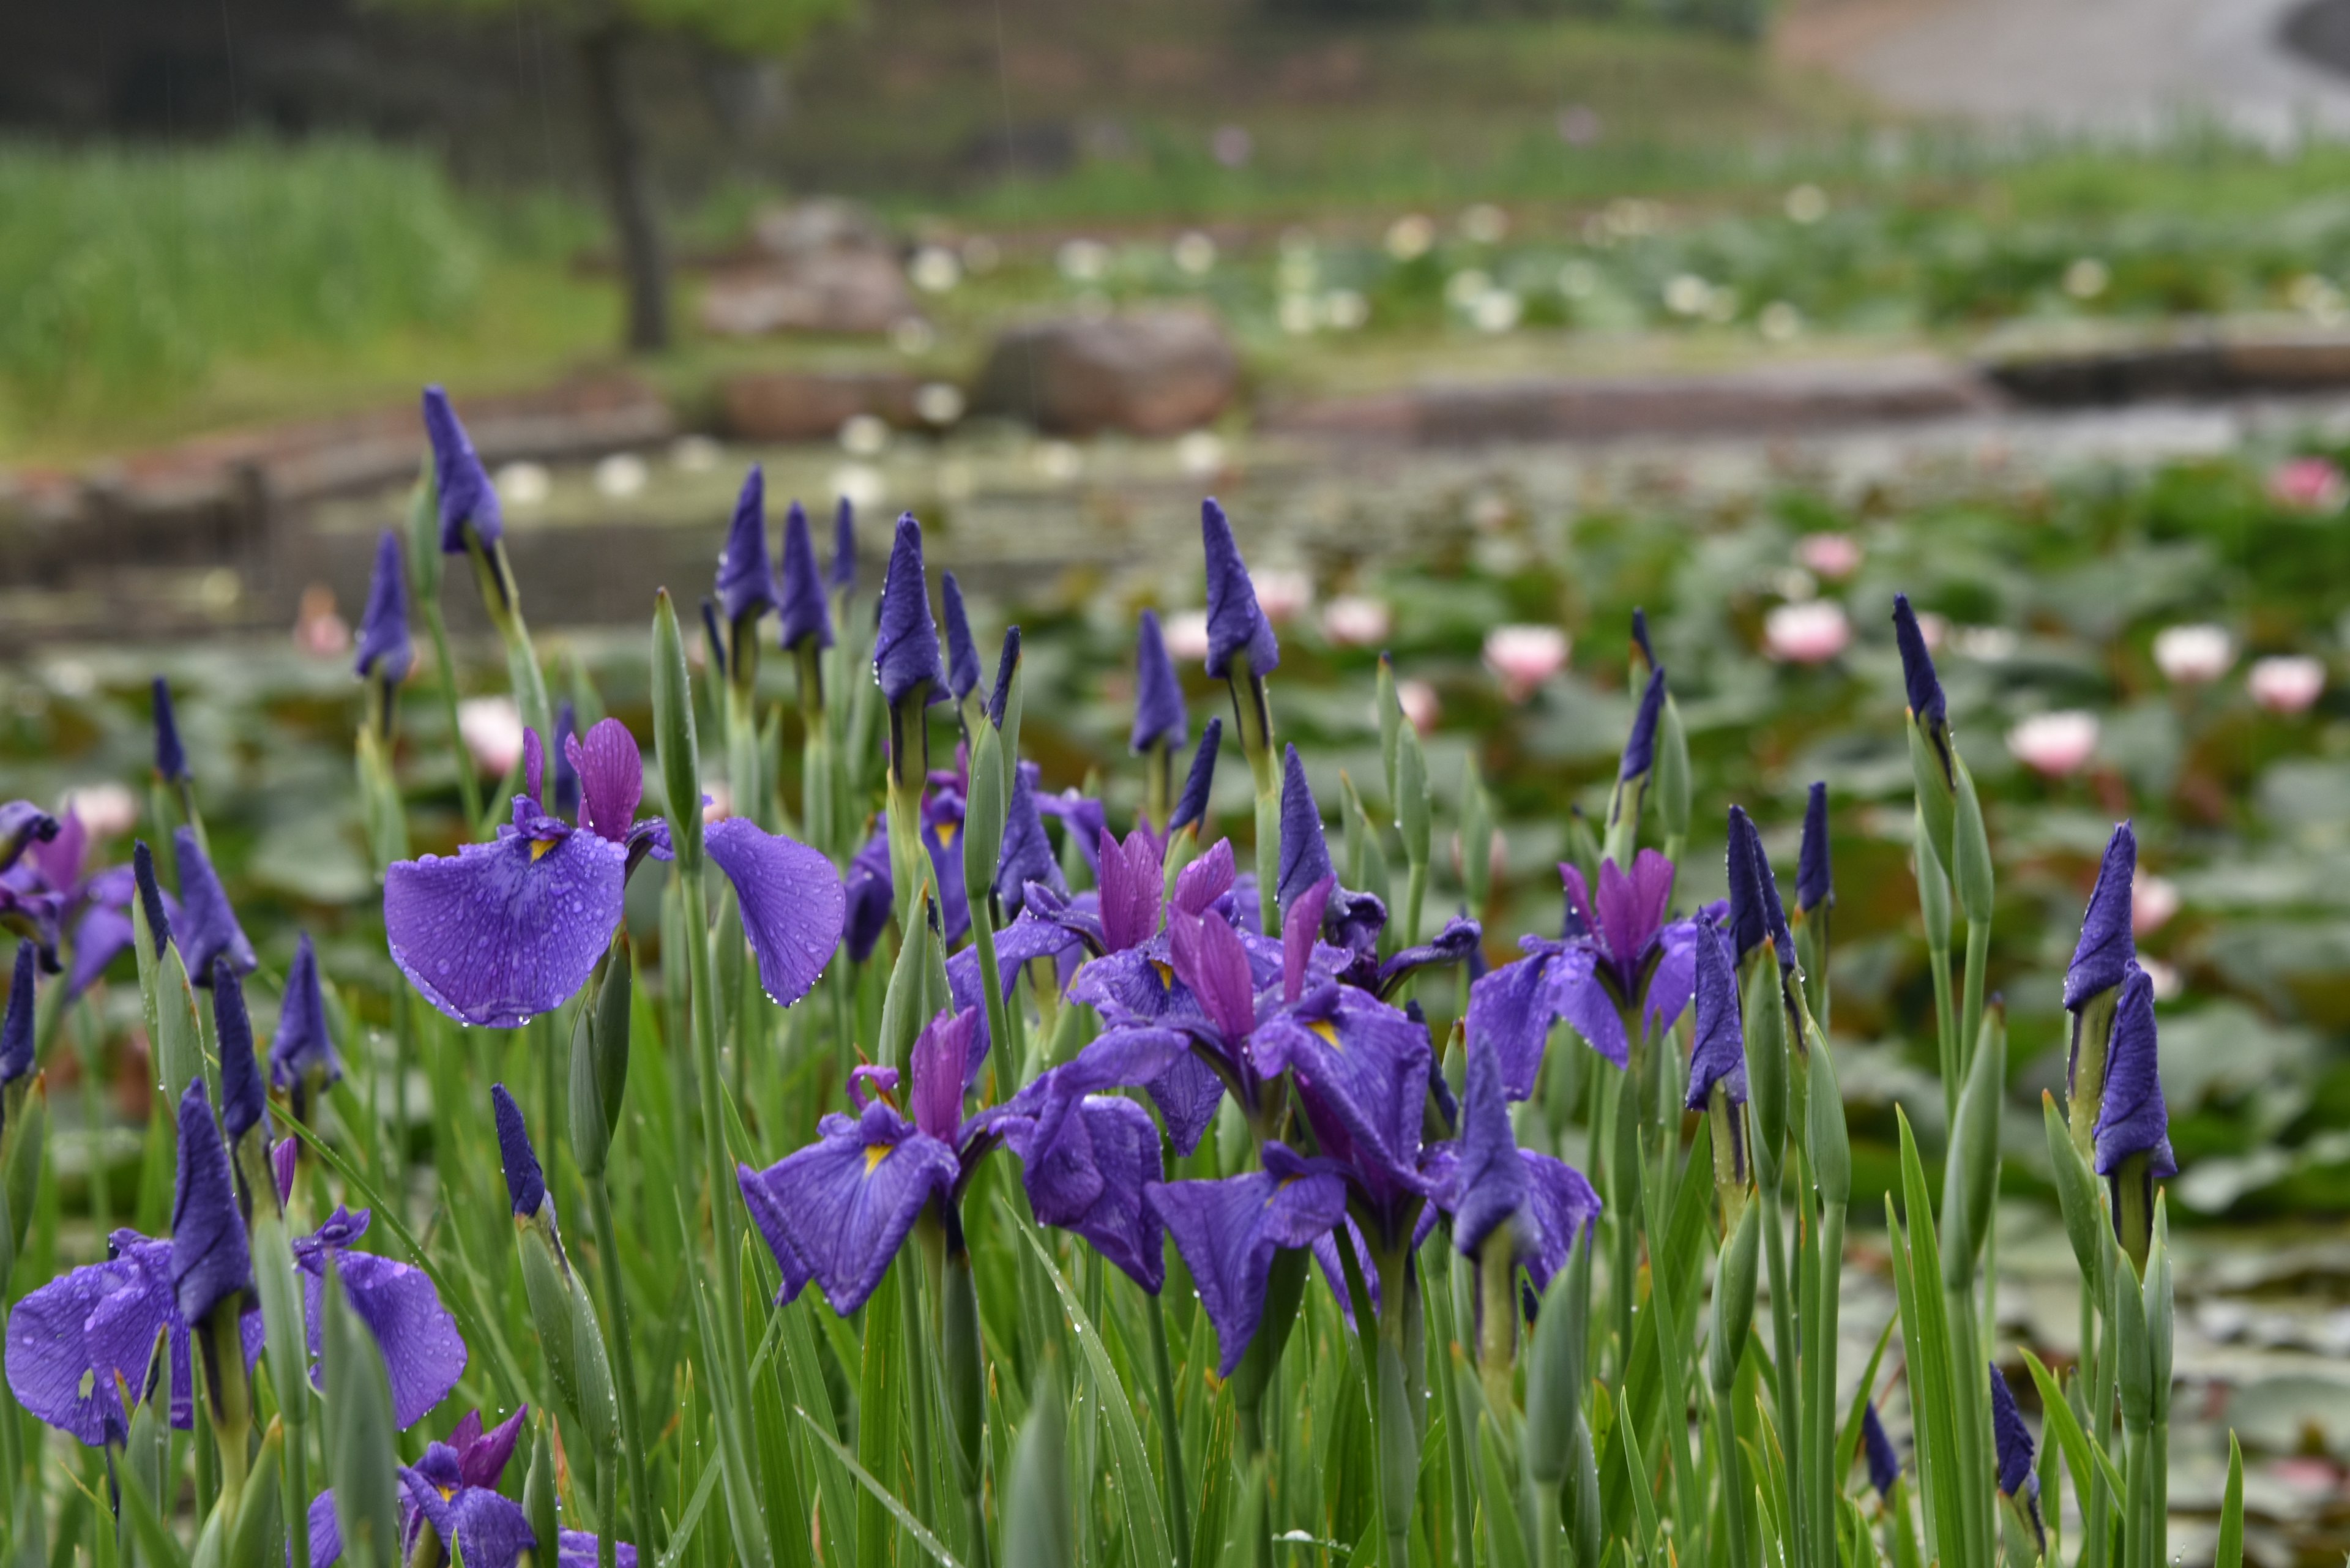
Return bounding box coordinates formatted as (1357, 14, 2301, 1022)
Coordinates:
(1685, 920, 1746, 1111)
(1988, 1362, 2039, 1499)
(1862, 1403, 1900, 1499)
(492, 1084, 547, 1221)
(269, 942, 343, 1103)
(1725, 807, 1791, 971)
(354, 531, 414, 688)
(1630, 606, 1657, 674)
(1621, 665, 1666, 783)
(2065, 823, 2137, 1012)
(1893, 592, 1952, 783)
(171, 1081, 253, 1326)
(133, 839, 173, 955)
(874, 514, 946, 709)
(778, 500, 834, 651)
(1201, 499, 1280, 679)
(211, 960, 267, 1143)
(715, 465, 779, 625)
(988, 627, 1021, 728)
(1132, 610, 1188, 755)
(829, 498, 857, 595)
(153, 678, 188, 783)
(1797, 782, 1833, 913)
(173, 826, 255, 987)
(422, 386, 502, 553)
(1169, 717, 1222, 835)
(1276, 745, 1331, 920)
(2092, 964, 2174, 1181)
(941, 572, 981, 701)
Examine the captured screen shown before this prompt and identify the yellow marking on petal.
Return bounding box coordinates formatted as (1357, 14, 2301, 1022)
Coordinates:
(530, 837, 558, 862)
(1152, 960, 1174, 988)
(864, 1143, 892, 1174)
(934, 822, 960, 851)
(1310, 1020, 1341, 1050)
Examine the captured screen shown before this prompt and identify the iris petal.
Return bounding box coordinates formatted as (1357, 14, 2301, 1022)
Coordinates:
(386, 829, 625, 1028)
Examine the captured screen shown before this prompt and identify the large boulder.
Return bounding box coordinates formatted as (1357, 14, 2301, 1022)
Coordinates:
(971, 309, 1239, 436)
(701, 198, 914, 338)
(720, 371, 922, 441)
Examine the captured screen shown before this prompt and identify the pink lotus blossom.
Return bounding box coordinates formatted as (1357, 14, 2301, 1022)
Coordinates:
(2152, 624, 2232, 685)
(457, 696, 526, 779)
(1763, 600, 1852, 664)
(1397, 679, 1440, 735)
(1321, 595, 1392, 648)
(1253, 569, 1313, 626)
(2005, 711, 2100, 778)
(1483, 625, 1569, 703)
(1795, 532, 1862, 581)
(2267, 456, 2346, 513)
(2132, 874, 2180, 936)
(59, 783, 139, 842)
(2249, 654, 2326, 714)
(1162, 610, 1212, 662)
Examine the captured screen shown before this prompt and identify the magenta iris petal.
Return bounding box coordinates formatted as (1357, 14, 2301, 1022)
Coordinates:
(705, 817, 846, 1009)
(1173, 838, 1235, 917)
(173, 826, 255, 988)
(1281, 876, 1332, 1004)
(1097, 828, 1165, 955)
(384, 824, 625, 1029)
(1147, 1142, 1344, 1378)
(459, 1406, 528, 1490)
(1167, 907, 1256, 1043)
(567, 720, 644, 846)
(737, 1103, 958, 1313)
(909, 1007, 981, 1143)
(2065, 823, 2137, 1012)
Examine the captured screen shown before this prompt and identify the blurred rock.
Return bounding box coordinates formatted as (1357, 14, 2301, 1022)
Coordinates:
(971, 308, 1240, 436)
(701, 198, 914, 337)
(720, 370, 923, 441)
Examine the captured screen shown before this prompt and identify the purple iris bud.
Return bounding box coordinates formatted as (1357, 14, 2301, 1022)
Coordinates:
(873, 514, 947, 709)
(2, 943, 33, 1086)
(1684, 920, 1746, 1113)
(705, 817, 847, 1007)
(211, 960, 269, 1144)
(2091, 964, 2174, 1180)
(1168, 717, 1222, 835)
(153, 677, 188, 783)
(0, 802, 58, 875)
(171, 1081, 253, 1326)
(422, 386, 502, 553)
(1132, 611, 1188, 755)
(1276, 745, 1332, 920)
(699, 599, 728, 683)
(133, 840, 173, 955)
(941, 572, 982, 702)
(829, 497, 857, 595)
(491, 1085, 546, 1220)
(292, 1207, 469, 1429)
(1621, 666, 1666, 782)
(272, 1139, 298, 1209)
(1097, 829, 1165, 954)
(779, 501, 834, 651)
(715, 465, 780, 625)
(1796, 782, 1832, 913)
(1988, 1362, 2038, 1499)
(354, 531, 414, 689)
(1892, 593, 1948, 751)
(843, 827, 895, 963)
(2065, 823, 2136, 1012)
(1630, 607, 1657, 671)
(1146, 1141, 1347, 1377)
(987, 627, 1021, 728)
(1862, 1402, 1900, 1499)
(738, 1099, 960, 1314)
(173, 827, 256, 988)
(1450, 1042, 1531, 1260)
(1201, 499, 1280, 679)
(1724, 807, 1791, 971)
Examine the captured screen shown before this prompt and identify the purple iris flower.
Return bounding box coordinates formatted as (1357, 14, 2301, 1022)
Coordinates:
(388, 719, 840, 1026)
(354, 531, 414, 690)
(422, 386, 502, 553)
(1372, 919, 1485, 1001)
(0, 804, 58, 878)
(5, 809, 162, 999)
(1464, 849, 1703, 1096)
(292, 1206, 468, 1428)
(779, 500, 834, 651)
(995, 761, 1069, 919)
(942, 572, 982, 703)
(1684, 919, 1745, 1113)
(1797, 782, 1832, 914)
(2091, 963, 2174, 1182)
(173, 826, 255, 988)
(996, 1086, 1168, 1293)
(1444, 1039, 1600, 1294)
(1037, 786, 1108, 879)
(1201, 499, 1279, 679)
(715, 466, 780, 625)
(874, 513, 947, 710)
(1168, 717, 1222, 837)
(1892, 594, 1950, 780)
(172, 1081, 252, 1328)
(152, 678, 188, 784)
(1276, 746, 1386, 954)
(1147, 1143, 1345, 1377)
(270, 932, 345, 1113)
(1988, 1362, 2037, 1499)
(829, 498, 857, 595)
(1132, 610, 1188, 756)
(741, 1007, 1029, 1312)
(2, 943, 32, 1087)
(842, 826, 894, 963)
(211, 960, 269, 1148)
(2065, 823, 2136, 1012)
(1862, 1403, 1900, 1499)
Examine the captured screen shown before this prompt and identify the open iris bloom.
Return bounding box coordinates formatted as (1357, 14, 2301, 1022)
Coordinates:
(2, 804, 174, 997)
(307, 1407, 633, 1568)
(386, 718, 842, 1027)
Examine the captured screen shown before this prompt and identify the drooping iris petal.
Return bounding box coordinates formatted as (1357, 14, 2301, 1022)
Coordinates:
(1449, 1040, 1529, 1260)
(1621, 666, 1666, 782)
(1797, 782, 1833, 913)
(152, 679, 189, 784)
(212, 960, 269, 1143)
(1169, 717, 1222, 835)
(941, 571, 982, 701)
(706, 818, 845, 1009)
(1201, 499, 1280, 679)
(293, 1208, 468, 1429)
(1685, 920, 1746, 1111)
(1863, 1403, 1900, 1498)
(354, 530, 414, 687)
(71, 1231, 263, 1433)
(1466, 938, 1618, 1094)
(843, 827, 894, 964)
(1131, 610, 1188, 755)
(0, 803, 58, 876)
(779, 501, 834, 651)
(873, 513, 946, 709)
(1988, 1362, 2038, 1499)
(384, 824, 625, 1028)
(738, 1158, 816, 1306)
(1173, 837, 1235, 917)
(1, 941, 34, 1083)
(270, 932, 345, 1094)
(1147, 1142, 1345, 1376)
(715, 466, 780, 625)
(1255, 988, 1430, 1211)
(737, 1103, 958, 1314)
(1097, 828, 1164, 955)
(6, 1251, 141, 1444)
(2092, 963, 2175, 1179)
(1280, 876, 1332, 1004)
(1007, 1094, 1165, 1293)
(2065, 823, 2137, 1012)
(171, 1080, 253, 1326)
(1518, 1154, 1600, 1294)
(173, 826, 255, 987)
(423, 386, 502, 552)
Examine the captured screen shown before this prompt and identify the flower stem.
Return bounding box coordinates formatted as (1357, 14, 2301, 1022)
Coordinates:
(1146, 1290, 1193, 1568)
(586, 1171, 658, 1558)
(419, 596, 485, 831)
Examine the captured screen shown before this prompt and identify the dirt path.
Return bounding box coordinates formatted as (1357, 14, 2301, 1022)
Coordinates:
(1781, 0, 2350, 138)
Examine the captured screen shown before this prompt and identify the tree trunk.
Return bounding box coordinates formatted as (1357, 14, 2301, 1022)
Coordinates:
(579, 23, 670, 354)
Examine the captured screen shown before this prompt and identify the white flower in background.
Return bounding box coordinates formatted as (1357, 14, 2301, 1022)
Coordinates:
(670, 435, 723, 472)
(2152, 624, 2233, 685)
(839, 415, 891, 458)
(1176, 431, 1226, 479)
(1035, 442, 1083, 483)
(1324, 290, 1370, 330)
(1278, 295, 1318, 335)
(1253, 569, 1313, 625)
(2064, 258, 2110, 300)
(2249, 654, 2327, 714)
(1397, 679, 1441, 736)
(1763, 600, 1851, 664)
(1321, 595, 1392, 648)
(914, 384, 966, 427)
(1471, 291, 1523, 334)
(458, 696, 525, 779)
(1173, 231, 1218, 276)
(1056, 239, 1112, 283)
(1664, 274, 1712, 318)
(1460, 204, 1510, 244)
(2132, 874, 2181, 936)
(1386, 215, 1436, 261)
(1783, 184, 1830, 224)
(1759, 301, 1803, 343)
(2006, 711, 2100, 777)
(592, 453, 648, 499)
(1162, 610, 1212, 662)
(909, 246, 961, 294)
(1484, 624, 1569, 703)
(496, 461, 551, 507)
(1952, 625, 2016, 662)
(1445, 269, 1491, 309)
(1796, 532, 1862, 580)
(828, 464, 884, 513)
(60, 782, 139, 841)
